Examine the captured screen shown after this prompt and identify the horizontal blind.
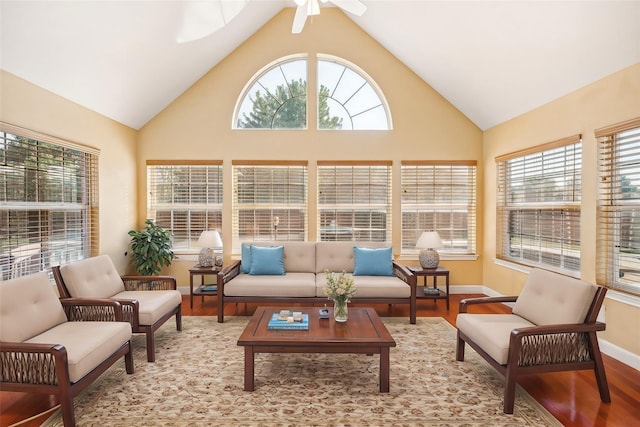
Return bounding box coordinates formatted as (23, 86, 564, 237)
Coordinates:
(232, 161, 308, 252)
(0, 124, 99, 280)
(597, 117, 640, 296)
(401, 161, 477, 255)
(317, 161, 391, 242)
(496, 135, 581, 272)
(147, 161, 223, 251)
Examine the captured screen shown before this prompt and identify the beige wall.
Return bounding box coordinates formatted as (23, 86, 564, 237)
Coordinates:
(0, 70, 139, 273)
(138, 9, 484, 286)
(482, 62, 640, 357)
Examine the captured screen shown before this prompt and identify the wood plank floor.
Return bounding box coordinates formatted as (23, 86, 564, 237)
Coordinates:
(2, 293, 639, 426)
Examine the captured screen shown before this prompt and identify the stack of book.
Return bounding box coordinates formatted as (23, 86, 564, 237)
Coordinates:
(267, 310, 309, 330)
(423, 287, 440, 295)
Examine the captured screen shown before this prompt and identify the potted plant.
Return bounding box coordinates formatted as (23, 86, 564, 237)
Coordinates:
(128, 219, 175, 276)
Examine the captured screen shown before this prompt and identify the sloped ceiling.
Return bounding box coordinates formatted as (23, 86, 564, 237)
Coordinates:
(1, 0, 639, 131)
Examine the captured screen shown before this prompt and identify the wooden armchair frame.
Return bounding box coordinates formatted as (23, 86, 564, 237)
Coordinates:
(0, 298, 134, 427)
(455, 287, 611, 414)
(53, 266, 182, 362)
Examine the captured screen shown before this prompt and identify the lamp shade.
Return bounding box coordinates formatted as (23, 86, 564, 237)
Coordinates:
(416, 231, 444, 249)
(197, 230, 223, 249)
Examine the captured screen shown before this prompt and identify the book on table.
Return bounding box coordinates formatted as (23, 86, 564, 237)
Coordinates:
(267, 312, 309, 330)
(201, 285, 217, 292)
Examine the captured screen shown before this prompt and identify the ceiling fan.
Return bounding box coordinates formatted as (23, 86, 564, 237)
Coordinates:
(177, 0, 248, 43)
(292, 0, 367, 34)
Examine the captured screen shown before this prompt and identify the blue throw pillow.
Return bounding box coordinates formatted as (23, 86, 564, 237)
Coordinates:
(241, 243, 252, 274)
(353, 246, 393, 276)
(249, 245, 285, 275)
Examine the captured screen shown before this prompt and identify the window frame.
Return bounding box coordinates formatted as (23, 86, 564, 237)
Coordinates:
(496, 135, 582, 273)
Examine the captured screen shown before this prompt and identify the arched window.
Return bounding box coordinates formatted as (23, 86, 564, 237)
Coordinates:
(317, 55, 391, 130)
(233, 54, 391, 130)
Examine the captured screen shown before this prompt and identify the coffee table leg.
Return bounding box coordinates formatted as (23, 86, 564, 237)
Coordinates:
(244, 346, 255, 391)
(380, 347, 390, 392)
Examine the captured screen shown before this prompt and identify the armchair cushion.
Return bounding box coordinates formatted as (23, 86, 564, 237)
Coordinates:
(113, 290, 182, 325)
(58, 254, 125, 298)
(512, 268, 597, 325)
(25, 321, 132, 383)
(0, 272, 67, 342)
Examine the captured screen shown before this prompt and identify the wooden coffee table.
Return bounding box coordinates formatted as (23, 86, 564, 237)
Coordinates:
(237, 306, 396, 392)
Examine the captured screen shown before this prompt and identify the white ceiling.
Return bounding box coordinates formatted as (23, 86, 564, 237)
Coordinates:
(1, 1, 639, 131)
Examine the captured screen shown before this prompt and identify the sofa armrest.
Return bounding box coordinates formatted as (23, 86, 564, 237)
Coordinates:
(392, 262, 416, 286)
(0, 342, 70, 386)
(217, 260, 242, 290)
(60, 298, 126, 322)
(459, 296, 518, 313)
(121, 275, 177, 291)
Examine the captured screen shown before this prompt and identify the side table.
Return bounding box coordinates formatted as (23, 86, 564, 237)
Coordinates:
(411, 266, 450, 310)
(189, 265, 220, 309)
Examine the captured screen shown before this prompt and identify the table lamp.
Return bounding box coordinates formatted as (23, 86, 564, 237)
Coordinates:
(416, 231, 444, 269)
(197, 230, 223, 267)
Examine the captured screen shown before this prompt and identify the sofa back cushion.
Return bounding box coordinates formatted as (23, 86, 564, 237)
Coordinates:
(512, 268, 598, 326)
(58, 254, 125, 298)
(0, 272, 68, 342)
(242, 241, 316, 273)
(316, 241, 390, 273)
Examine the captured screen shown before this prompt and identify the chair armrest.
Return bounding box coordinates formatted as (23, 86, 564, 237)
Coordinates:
(459, 296, 518, 313)
(392, 262, 416, 287)
(121, 275, 177, 291)
(60, 298, 126, 322)
(0, 342, 69, 385)
(512, 321, 606, 338)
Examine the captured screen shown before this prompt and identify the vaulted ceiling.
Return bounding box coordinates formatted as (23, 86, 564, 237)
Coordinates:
(1, 1, 639, 131)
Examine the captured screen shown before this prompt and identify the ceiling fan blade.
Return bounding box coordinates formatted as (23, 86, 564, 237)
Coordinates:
(328, 0, 366, 16)
(177, 0, 247, 43)
(292, 4, 308, 34)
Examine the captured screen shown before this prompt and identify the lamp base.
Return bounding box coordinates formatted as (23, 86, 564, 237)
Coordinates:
(198, 248, 214, 267)
(419, 248, 440, 269)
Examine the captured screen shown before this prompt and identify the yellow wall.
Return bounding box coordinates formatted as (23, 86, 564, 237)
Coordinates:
(482, 62, 640, 356)
(138, 9, 484, 286)
(0, 70, 139, 273)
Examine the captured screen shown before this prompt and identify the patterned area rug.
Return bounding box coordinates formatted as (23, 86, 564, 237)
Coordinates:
(44, 316, 561, 426)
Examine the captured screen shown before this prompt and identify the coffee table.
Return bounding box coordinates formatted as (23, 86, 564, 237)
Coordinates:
(237, 306, 396, 392)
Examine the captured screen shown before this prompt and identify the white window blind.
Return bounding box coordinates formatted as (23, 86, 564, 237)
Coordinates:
(232, 161, 308, 252)
(596, 117, 640, 296)
(317, 161, 391, 242)
(496, 135, 582, 272)
(0, 122, 99, 280)
(401, 161, 477, 255)
(147, 161, 223, 251)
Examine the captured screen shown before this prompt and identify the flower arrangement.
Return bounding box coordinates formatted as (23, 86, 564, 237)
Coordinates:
(323, 269, 357, 305)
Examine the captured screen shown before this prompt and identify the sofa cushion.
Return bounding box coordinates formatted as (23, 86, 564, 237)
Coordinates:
(25, 321, 132, 383)
(113, 290, 182, 325)
(353, 246, 393, 276)
(58, 254, 125, 298)
(316, 241, 388, 273)
(316, 272, 410, 298)
(225, 272, 316, 297)
(243, 241, 316, 273)
(0, 272, 68, 343)
(249, 245, 285, 275)
(456, 313, 535, 365)
(512, 268, 598, 326)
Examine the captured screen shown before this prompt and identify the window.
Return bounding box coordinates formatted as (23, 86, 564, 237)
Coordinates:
(317, 161, 391, 242)
(232, 161, 307, 251)
(596, 117, 640, 296)
(401, 161, 477, 256)
(147, 161, 223, 252)
(317, 55, 391, 130)
(0, 123, 99, 280)
(233, 54, 391, 130)
(496, 135, 582, 272)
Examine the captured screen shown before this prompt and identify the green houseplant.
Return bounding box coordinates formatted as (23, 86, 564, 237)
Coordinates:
(128, 219, 175, 276)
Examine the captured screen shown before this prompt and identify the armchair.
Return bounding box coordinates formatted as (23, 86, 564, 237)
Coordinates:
(456, 268, 611, 414)
(53, 254, 182, 362)
(0, 272, 134, 427)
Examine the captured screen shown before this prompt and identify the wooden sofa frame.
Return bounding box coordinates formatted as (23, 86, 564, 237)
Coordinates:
(216, 260, 417, 324)
(0, 298, 134, 427)
(455, 286, 611, 414)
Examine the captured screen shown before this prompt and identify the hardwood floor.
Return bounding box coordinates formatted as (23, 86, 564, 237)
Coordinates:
(2, 293, 639, 426)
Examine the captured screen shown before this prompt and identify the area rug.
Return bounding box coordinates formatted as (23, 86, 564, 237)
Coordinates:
(44, 316, 561, 426)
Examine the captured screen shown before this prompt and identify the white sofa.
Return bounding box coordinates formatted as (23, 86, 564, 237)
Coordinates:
(217, 241, 416, 323)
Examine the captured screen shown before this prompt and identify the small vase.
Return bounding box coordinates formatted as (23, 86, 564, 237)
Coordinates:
(333, 299, 348, 322)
